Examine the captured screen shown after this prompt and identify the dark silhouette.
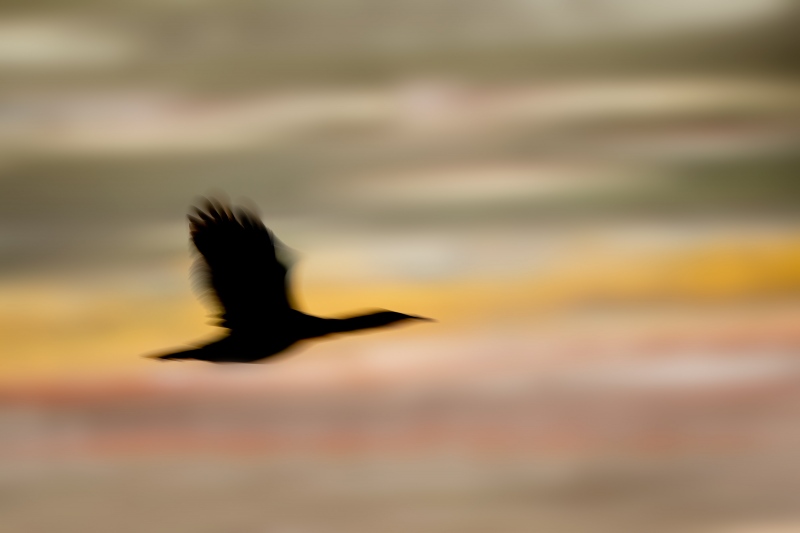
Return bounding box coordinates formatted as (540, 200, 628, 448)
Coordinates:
(150, 198, 432, 363)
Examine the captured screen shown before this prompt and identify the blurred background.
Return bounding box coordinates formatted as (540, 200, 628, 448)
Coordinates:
(0, 0, 799, 531)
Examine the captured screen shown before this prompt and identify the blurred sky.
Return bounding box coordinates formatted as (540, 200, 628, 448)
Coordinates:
(2, 2, 800, 532)
(0, 0, 797, 379)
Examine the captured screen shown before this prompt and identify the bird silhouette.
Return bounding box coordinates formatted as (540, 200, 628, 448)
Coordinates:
(150, 198, 432, 363)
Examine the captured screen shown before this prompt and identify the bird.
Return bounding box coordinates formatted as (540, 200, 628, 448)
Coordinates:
(149, 197, 432, 363)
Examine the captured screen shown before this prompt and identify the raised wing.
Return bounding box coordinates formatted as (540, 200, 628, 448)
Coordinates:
(189, 199, 293, 330)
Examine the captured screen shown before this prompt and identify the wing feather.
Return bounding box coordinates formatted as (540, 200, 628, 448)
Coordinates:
(189, 199, 293, 330)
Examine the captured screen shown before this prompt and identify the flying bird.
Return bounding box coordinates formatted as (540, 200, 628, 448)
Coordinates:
(150, 198, 432, 363)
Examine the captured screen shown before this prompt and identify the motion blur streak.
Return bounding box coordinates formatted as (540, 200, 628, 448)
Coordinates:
(0, 1, 799, 532)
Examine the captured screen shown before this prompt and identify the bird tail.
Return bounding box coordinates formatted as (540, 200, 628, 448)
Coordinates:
(146, 347, 204, 361)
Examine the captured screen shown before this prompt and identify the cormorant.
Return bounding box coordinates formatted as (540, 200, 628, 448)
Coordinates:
(150, 198, 432, 363)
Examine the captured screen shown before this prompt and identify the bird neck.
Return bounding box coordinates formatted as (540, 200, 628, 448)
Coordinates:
(324, 311, 410, 335)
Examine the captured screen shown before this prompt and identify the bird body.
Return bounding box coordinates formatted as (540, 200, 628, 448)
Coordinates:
(151, 199, 430, 363)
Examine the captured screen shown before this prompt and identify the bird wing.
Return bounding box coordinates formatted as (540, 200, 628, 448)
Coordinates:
(189, 198, 294, 330)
